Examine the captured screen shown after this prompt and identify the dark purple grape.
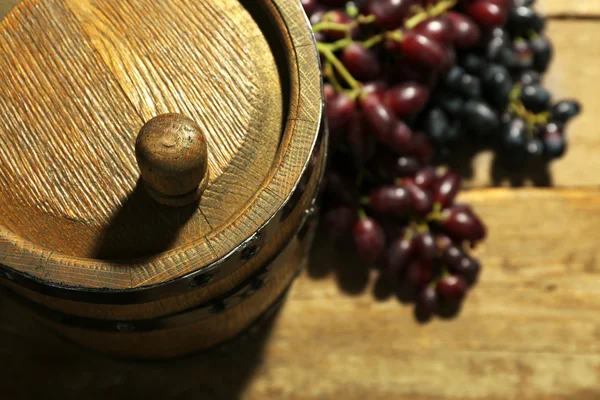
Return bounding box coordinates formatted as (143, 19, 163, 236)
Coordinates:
(404, 180, 434, 217)
(401, 32, 449, 71)
(544, 129, 566, 159)
(467, 1, 508, 28)
(507, 6, 545, 34)
(324, 206, 356, 243)
(453, 256, 481, 286)
(502, 117, 528, 156)
(424, 108, 450, 144)
(434, 91, 465, 117)
(520, 84, 552, 113)
(403, 260, 433, 290)
(447, 11, 481, 49)
(415, 232, 437, 262)
(353, 217, 386, 263)
(444, 244, 465, 270)
(444, 66, 465, 91)
(415, 286, 439, 321)
(361, 94, 396, 143)
(368, 185, 413, 216)
(385, 83, 430, 117)
(514, 39, 534, 69)
(342, 43, 382, 81)
(458, 73, 482, 99)
(481, 64, 512, 111)
(530, 35, 553, 73)
(301, 0, 317, 16)
(360, 0, 413, 30)
(414, 167, 436, 190)
(326, 93, 356, 132)
(462, 100, 501, 135)
(516, 70, 541, 85)
(440, 205, 487, 241)
(551, 100, 581, 123)
(461, 53, 486, 75)
(432, 171, 461, 207)
(347, 113, 376, 163)
(389, 120, 414, 153)
(414, 17, 454, 45)
(437, 275, 467, 303)
(526, 137, 544, 158)
(386, 236, 415, 277)
(394, 156, 421, 177)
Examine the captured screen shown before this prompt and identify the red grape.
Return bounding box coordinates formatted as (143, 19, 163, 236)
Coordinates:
(415, 286, 439, 321)
(401, 32, 449, 71)
(347, 113, 376, 163)
(386, 236, 415, 277)
(361, 94, 396, 143)
(467, 1, 508, 28)
(324, 206, 356, 243)
(342, 43, 382, 81)
(361, 0, 413, 30)
(414, 17, 454, 45)
(447, 11, 481, 49)
(409, 132, 433, 162)
(415, 232, 437, 261)
(403, 180, 434, 217)
(353, 217, 386, 263)
(389, 120, 414, 153)
(368, 185, 413, 216)
(385, 82, 431, 117)
(441, 205, 487, 241)
(436, 275, 467, 303)
(432, 171, 461, 207)
(414, 167, 436, 189)
(326, 92, 356, 132)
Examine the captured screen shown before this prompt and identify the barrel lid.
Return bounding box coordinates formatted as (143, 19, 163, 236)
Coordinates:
(0, 0, 321, 289)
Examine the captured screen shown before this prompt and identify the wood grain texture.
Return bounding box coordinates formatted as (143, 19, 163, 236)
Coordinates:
(2, 188, 600, 398)
(0, 0, 322, 289)
(540, 0, 600, 17)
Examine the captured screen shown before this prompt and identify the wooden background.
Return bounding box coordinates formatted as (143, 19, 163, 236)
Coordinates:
(1, 0, 599, 399)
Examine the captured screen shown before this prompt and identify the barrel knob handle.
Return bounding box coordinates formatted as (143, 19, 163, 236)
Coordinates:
(135, 113, 210, 207)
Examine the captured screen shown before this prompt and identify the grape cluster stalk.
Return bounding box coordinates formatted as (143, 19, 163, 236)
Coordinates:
(305, 0, 581, 321)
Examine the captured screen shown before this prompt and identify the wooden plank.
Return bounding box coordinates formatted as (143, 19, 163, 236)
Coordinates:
(2, 188, 600, 399)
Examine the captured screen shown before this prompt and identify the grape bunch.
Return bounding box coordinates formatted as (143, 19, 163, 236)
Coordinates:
(305, 0, 581, 321)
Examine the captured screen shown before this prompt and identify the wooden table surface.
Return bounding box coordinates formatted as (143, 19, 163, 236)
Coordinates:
(1, 1, 599, 399)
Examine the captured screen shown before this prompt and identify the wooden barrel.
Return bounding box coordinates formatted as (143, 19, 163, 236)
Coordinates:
(0, 0, 324, 359)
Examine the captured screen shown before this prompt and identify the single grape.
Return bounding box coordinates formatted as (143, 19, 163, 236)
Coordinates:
(440, 205, 487, 241)
(458, 73, 482, 99)
(361, 94, 396, 143)
(424, 108, 451, 144)
(353, 217, 387, 263)
(453, 256, 481, 286)
(363, 81, 387, 102)
(467, 1, 508, 28)
(386, 236, 415, 277)
(404, 259, 433, 289)
(401, 32, 449, 71)
(404, 180, 434, 216)
(462, 100, 501, 136)
(530, 35, 553, 73)
(414, 167, 436, 190)
(415, 285, 439, 321)
(321, 10, 354, 41)
(507, 6, 545, 34)
(447, 11, 481, 49)
(434, 91, 465, 116)
(301, 0, 317, 16)
(324, 83, 336, 103)
(502, 117, 528, 155)
(368, 185, 413, 216)
(520, 84, 552, 113)
(436, 275, 468, 303)
(326, 92, 356, 132)
(516, 70, 541, 86)
(389, 120, 414, 153)
(385, 82, 430, 117)
(324, 205, 356, 243)
(444, 244, 465, 270)
(461, 53, 487, 76)
(544, 129, 566, 159)
(415, 232, 437, 261)
(342, 43, 382, 81)
(551, 100, 581, 123)
(481, 64, 512, 111)
(414, 17, 454, 45)
(432, 171, 461, 207)
(394, 156, 422, 177)
(444, 66, 465, 91)
(360, 0, 413, 30)
(526, 137, 544, 158)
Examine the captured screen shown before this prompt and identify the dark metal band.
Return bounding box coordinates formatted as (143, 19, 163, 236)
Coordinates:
(1, 211, 318, 333)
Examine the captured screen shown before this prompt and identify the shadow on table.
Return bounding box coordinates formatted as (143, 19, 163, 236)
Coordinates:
(0, 294, 281, 400)
(441, 141, 553, 187)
